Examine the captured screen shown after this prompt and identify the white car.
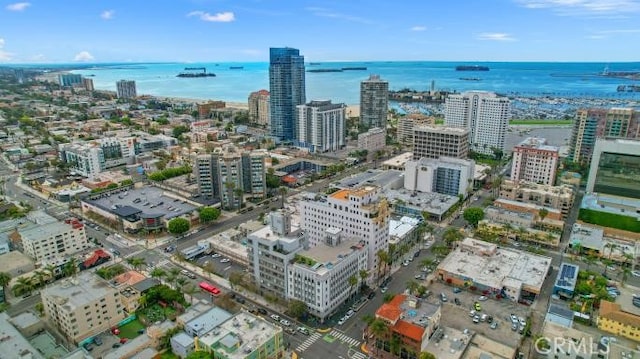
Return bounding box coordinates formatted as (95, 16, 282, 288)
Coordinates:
(337, 318, 345, 325)
(478, 296, 488, 301)
(633, 271, 640, 277)
(220, 258, 230, 263)
(280, 319, 291, 326)
(270, 314, 280, 321)
(212, 253, 222, 258)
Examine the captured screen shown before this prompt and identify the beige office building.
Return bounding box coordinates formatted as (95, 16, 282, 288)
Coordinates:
(499, 180, 575, 219)
(510, 137, 559, 186)
(42, 272, 125, 343)
(397, 114, 434, 146)
(248, 90, 270, 126)
(412, 125, 469, 160)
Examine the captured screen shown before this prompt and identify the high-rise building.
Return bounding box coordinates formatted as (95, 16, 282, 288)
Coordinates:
(397, 114, 434, 146)
(269, 47, 306, 142)
(58, 73, 83, 87)
(412, 125, 469, 160)
(511, 137, 559, 186)
(357, 127, 386, 154)
(194, 145, 267, 208)
(404, 157, 475, 196)
(297, 100, 346, 153)
(42, 272, 125, 343)
(248, 90, 270, 126)
(568, 108, 639, 165)
(82, 78, 94, 91)
(444, 91, 510, 156)
(116, 80, 137, 99)
(58, 137, 136, 177)
(299, 186, 390, 283)
(360, 75, 389, 129)
(586, 138, 640, 200)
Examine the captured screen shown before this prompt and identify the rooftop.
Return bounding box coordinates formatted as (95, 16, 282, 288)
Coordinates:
(297, 237, 366, 273)
(414, 125, 470, 135)
(599, 300, 640, 329)
(335, 169, 404, 191)
(376, 294, 439, 341)
(515, 137, 559, 152)
(197, 311, 282, 359)
(112, 270, 146, 287)
(186, 307, 233, 336)
(0, 312, 45, 359)
(464, 334, 516, 359)
(381, 152, 413, 169)
(423, 327, 472, 359)
(569, 223, 604, 251)
(389, 216, 421, 239)
(19, 218, 83, 241)
(41, 272, 115, 311)
(581, 193, 640, 220)
(383, 188, 459, 216)
(554, 263, 579, 292)
(438, 238, 551, 292)
(485, 206, 535, 221)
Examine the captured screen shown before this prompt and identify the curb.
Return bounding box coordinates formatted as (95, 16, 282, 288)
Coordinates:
(361, 343, 369, 353)
(316, 327, 332, 333)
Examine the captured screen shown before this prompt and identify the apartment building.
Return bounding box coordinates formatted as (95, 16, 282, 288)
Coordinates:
(19, 217, 90, 263)
(288, 232, 367, 322)
(499, 180, 575, 219)
(296, 100, 346, 153)
(269, 47, 306, 142)
(82, 78, 94, 92)
(357, 127, 386, 154)
(598, 300, 640, 342)
(116, 80, 137, 99)
(397, 114, 434, 146)
(404, 157, 475, 197)
(511, 137, 559, 186)
(58, 74, 83, 87)
(194, 145, 267, 208)
(299, 186, 390, 283)
(360, 75, 389, 129)
(246, 210, 307, 299)
(444, 91, 510, 156)
(248, 90, 270, 126)
(42, 272, 125, 343)
(569, 108, 639, 164)
(197, 101, 226, 119)
(412, 125, 469, 160)
(58, 137, 136, 177)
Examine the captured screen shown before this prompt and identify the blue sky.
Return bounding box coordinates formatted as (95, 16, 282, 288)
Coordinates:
(1, 0, 639, 63)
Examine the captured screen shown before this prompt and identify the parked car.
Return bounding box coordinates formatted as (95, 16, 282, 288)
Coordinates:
(257, 308, 268, 315)
(511, 323, 518, 331)
(381, 286, 388, 293)
(453, 287, 462, 293)
(480, 314, 488, 322)
(220, 258, 230, 263)
(478, 295, 488, 301)
(338, 318, 346, 325)
(440, 293, 448, 302)
(368, 292, 376, 300)
(270, 314, 280, 321)
(212, 253, 222, 258)
(632, 270, 640, 277)
(297, 327, 310, 335)
(474, 302, 481, 311)
(510, 314, 518, 323)
(473, 315, 480, 323)
(280, 319, 291, 326)
(111, 343, 121, 349)
(469, 310, 476, 317)
(490, 322, 498, 330)
(93, 337, 103, 346)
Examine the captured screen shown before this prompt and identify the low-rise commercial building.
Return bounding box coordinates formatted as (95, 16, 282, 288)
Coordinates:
(184, 307, 232, 338)
(41, 272, 126, 344)
(597, 300, 640, 342)
(389, 216, 422, 261)
(0, 312, 45, 359)
(436, 238, 551, 304)
(499, 180, 575, 219)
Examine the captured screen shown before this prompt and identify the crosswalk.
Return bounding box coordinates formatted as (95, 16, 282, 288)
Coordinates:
(295, 332, 322, 352)
(330, 330, 361, 347)
(352, 352, 369, 359)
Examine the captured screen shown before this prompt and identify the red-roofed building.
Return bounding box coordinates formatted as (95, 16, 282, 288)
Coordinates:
(367, 294, 441, 358)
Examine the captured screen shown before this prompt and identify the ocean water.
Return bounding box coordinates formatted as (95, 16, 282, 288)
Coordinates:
(71, 61, 640, 104)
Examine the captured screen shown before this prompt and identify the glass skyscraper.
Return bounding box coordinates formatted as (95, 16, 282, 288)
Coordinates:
(269, 47, 306, 142)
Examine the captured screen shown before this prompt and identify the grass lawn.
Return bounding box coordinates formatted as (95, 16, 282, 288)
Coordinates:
(579, 208, 640, 233)
(118, 318, 145, 339)
(510, 119, 573, 125)
(159, 352, 180, 359)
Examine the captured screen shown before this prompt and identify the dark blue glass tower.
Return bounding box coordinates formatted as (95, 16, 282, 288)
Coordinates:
(269, 47, 306, 142)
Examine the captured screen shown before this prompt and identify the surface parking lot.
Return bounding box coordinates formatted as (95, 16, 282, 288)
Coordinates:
(426, 281, 531, 348)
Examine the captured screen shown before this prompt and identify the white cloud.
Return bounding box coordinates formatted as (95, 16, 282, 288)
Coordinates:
(516, 0, 640, 17)
(101, 10, 115, 20)
(187, 10, 235, 22)
(6, 2, 30, 11)
(585, 34, 607, 39)
(410, 26, 427, 31)
(476, 32, 517, 41)
(0, 38, 13, 61)
(73, 51, 95, 62)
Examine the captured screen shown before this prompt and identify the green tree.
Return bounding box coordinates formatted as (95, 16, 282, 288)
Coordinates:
(62, 258, 78, 277)
(198, 206, 221, 223)
(369, 318, 389, 356)
(359, 269, 369, 292)
(186, 350, 214, 359)
(419, 352, 437, 359)
(348, 275, 358, 298)
(288, 299, 308, 319)
(168, 217, 190, 235)
(443, 228, 464, 248)
(12, 277, 35, 297)
(126, 257, 147, 271)
(172, 125, 189, 138)
(228, 271, 244, 289)
(150, 268, 166, 281)
(376, 250, 389, 284)
(538, 208, 549, 221)
(183, 284, 198, 305)
(0, 272, 11, 295)
(406, 280, 419, 295)
(463, 207, 485, 228)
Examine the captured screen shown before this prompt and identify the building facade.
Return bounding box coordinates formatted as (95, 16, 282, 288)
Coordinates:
(412, 125, 469, 160)
(397, 114, 434, 146)
(197, 101, 226, 119)
(299, 186, 390, 283)
(194, 145, 267, 208)
(116, 80, 137, 99)
(404, 157, 475, 197)
(58, 137, 136, 177)
(586, 138, 640, 200)
(19, 218, 89, 262)
(82, 78, 94, 91)
(248, 90, 270, 126)
(597, 300, 640, 342)
(568, 108, 639, 164)
(42, 272, 125, 343)
(269, 47, 306, 142)
(297, 100, 346, 153)
(499, 180, 575, 219)
(444, 91, 510, 156)
(357, 127, 386, 155)
(58, 74, 83, 87)
(360, 75, 389, 129)
(510, 137, 559, 186)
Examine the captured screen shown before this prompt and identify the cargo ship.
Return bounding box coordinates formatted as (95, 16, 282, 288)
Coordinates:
(307, 67, 368, 73)
(617, 84, 640, 92)
(229, 66, 244, 70)
(176, 67, 216, 78)
(455, 65, 490, 71)
(459, 77, 482, 81)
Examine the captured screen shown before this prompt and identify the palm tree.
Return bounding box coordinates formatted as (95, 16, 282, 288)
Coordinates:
(224, 181, 236, 210)
(368, 318, 389, 356)
(12, 277, 35, 297)
(502, 222, 514, 240)
(376, 250, 389, 284)
(175, 276, 188, 289)
(43, 264, 57, 281)
(443, 228, 463, 249)
(621, 268, 631, 287)
(62, 258, 78, 277)
(584, 254, 597, 271)
(406, 280, 419, 295)
(234, 188, 244, 209)
(33, 270, 47, 287)
(348, 275, 358, 298)
(0, 272, 11, 295)
(420, 258, 435, 270)
(419, 352, 437, 359)
(538, 208, 549, 221)
(182, 284, 198, 304)
(126, 257, 147, 271)
(431, 244, 449, 258)
(150, 268, 166, 282)
(359, 269, 369, 292)
(278, 186, 287, 209)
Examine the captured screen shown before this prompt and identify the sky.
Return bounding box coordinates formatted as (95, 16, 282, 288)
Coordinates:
(1, 0, 639, 63)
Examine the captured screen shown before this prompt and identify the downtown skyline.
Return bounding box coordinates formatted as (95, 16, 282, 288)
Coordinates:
(1, 0, 640, 64)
